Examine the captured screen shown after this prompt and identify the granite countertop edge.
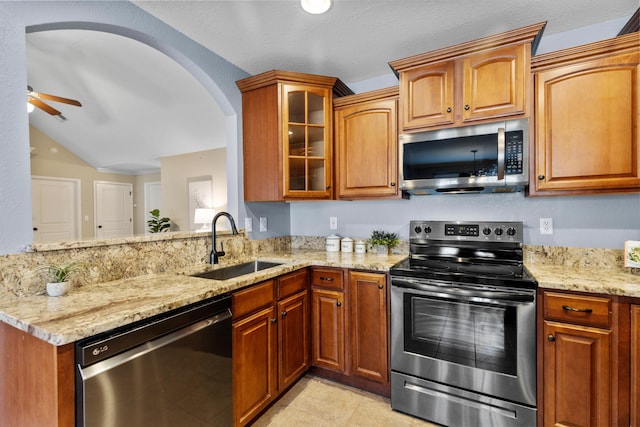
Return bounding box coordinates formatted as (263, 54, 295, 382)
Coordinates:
(0, 250, 405, 346)
(1, 251, 639, 347)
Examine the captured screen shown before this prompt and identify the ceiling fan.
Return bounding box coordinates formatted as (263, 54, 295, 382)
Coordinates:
(27, 85, 82, 116)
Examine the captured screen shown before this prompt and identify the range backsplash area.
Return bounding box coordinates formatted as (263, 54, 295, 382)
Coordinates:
(0, 232, 631, 297)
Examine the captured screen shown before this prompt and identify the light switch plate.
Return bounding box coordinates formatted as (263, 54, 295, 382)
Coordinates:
(259, 217, 267, 232)
(244, 217, 252, 232)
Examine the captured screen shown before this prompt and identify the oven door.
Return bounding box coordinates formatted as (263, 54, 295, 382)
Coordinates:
(390, 276, 536, 407)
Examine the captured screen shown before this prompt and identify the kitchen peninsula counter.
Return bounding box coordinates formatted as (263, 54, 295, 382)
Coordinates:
(0, 250, 406, 346)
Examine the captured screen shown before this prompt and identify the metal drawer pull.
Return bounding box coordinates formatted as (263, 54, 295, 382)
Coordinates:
(320, 277, 334, 281)
(562, 305, 593, 313)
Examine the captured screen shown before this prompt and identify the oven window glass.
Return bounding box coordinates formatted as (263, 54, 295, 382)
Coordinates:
(404, 294, 517, 375)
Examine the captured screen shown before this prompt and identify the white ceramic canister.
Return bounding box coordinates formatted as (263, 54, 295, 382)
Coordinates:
(341, 237, 354, 253)
(326, 234, 341, 252)
(355, 240, 366, 254)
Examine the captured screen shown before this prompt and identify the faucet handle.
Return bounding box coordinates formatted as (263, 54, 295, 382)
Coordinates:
(218, 241, 226, 257)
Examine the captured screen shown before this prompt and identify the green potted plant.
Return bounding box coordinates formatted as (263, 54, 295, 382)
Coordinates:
(368, 230, 400, 255)
(39, 260, 87, 296)
(147, 209, 171, 233)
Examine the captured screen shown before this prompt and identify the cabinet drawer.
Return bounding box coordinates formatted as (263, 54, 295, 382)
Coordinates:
(278, 269, 308, 300)
(311, 268, 344, 290)
(543, 291, 611, 329)
(233, 280, 275, 319)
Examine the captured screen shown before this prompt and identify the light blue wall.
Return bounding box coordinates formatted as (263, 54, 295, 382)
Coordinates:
(0, 1, 251, 255)
(290, 193, 640, 249)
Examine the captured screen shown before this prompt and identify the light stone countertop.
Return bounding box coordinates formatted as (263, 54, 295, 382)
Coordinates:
(526, 263, 640, 298)
(0, 250, 406, 346)
(2, 249, 638, 347)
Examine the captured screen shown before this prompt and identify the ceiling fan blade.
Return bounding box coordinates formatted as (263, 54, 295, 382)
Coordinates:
(28, 97, 62, 115)
(33, 91, 82, 107)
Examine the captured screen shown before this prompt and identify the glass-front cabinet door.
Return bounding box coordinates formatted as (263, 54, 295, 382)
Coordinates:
(283, 84, 332, 199)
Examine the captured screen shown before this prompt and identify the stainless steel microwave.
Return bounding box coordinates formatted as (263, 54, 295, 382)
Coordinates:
(399, 118, 530, 195)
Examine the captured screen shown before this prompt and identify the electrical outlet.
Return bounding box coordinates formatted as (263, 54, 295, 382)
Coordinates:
(259, 217, 267, 232)
(330, 216, 338, 230)
(540, 218, 553, 235)
(244, 217, 252, 232)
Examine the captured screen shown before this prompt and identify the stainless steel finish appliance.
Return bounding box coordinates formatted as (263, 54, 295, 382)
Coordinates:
(399, 118, 529, 194)
(76, 295, 232, 427)
(390, 221, 537, 427)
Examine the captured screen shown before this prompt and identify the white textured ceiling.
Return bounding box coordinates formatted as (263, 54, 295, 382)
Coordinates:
(27, 0, 637, 175)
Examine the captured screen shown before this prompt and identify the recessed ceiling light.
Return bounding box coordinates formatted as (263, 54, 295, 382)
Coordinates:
(301, 0, 331, 14)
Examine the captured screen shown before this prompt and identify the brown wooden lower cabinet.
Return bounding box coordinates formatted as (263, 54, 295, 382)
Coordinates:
(349, 271, 388, 386)
(0, 322, 75, 427)
(540, 290, 637, 427)
(310, 267, 390, 396)
(232, 269, 310, 427)
(543, 321, 612, 426)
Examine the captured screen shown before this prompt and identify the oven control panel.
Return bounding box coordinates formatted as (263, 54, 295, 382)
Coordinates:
(411, 220, 523, 243)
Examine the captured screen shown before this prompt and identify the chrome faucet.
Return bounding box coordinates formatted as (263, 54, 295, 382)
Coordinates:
(210, 211, 239, 264)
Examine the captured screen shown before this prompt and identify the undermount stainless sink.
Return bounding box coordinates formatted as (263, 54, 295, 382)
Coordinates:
(191, 260, 282, 281)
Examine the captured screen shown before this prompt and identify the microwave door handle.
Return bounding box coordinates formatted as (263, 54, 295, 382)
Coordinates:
(497, 127, 505, 180)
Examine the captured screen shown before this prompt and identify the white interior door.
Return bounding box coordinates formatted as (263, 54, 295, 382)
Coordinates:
(144, 182, 162, 234)
(95, 181, 133, 239)
(31, 177, 81, 243)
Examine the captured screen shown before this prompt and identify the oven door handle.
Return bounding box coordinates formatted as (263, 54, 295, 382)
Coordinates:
(391, 277, 534, 305)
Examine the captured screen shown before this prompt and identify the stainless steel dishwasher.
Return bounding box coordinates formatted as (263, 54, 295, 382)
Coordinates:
(75, 294, 232, 427)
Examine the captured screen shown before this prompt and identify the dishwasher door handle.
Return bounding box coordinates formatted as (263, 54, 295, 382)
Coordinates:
(79, 308, 232, 380)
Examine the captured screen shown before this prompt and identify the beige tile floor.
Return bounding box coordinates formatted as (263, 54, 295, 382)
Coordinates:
(253, 375, 438, 427)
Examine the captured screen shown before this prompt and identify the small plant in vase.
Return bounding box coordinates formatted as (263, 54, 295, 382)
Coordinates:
(368, 230, 400, 255)
(38, 260, 86, 297)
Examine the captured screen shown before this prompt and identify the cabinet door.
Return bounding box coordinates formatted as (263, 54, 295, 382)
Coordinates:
(311, 288, 345, 372)
(349, 271, 388, 385)
(278, 290, 309, 390)
(632, 305, 640, 427)
(282, 84, 333, 199)
(543, 320, 612, 427)
(462, 44, 526, 122)
(400, 61, 455, 130)
(232, 306, 278, 427)
(336, 98, 398, 198)
(534, 51, 640, 193)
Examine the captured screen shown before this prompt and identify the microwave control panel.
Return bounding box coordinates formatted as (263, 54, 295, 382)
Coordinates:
(505, 131, 524, 175)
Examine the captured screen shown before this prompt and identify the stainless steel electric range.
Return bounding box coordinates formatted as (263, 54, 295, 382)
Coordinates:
(390, 220, 537, 427)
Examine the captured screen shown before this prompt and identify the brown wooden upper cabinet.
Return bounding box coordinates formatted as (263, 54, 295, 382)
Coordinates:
(236, 70, 352, 201)
(389, 22, 546, 132)
(531, 33, 640, 195)
(334, 87, 400, 199)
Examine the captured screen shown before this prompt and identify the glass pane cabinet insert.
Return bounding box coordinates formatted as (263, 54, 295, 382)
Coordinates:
(285, 85, 331, 197)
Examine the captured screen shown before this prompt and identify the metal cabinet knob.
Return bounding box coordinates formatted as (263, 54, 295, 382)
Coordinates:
(378, 284, 383, 289)
(548, 335, 555, 342)
(336, 301, 342, 307)
(538, 175, 545, 180)
(446, 107, 452, 113)
(281, 311, 287, 317)
(464, 104, 470, 110)
(271, 318, 277, 324)
(390, 182, 396, 187)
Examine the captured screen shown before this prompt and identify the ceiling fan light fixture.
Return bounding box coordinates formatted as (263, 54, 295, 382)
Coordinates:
(301, 0, 331, 14)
